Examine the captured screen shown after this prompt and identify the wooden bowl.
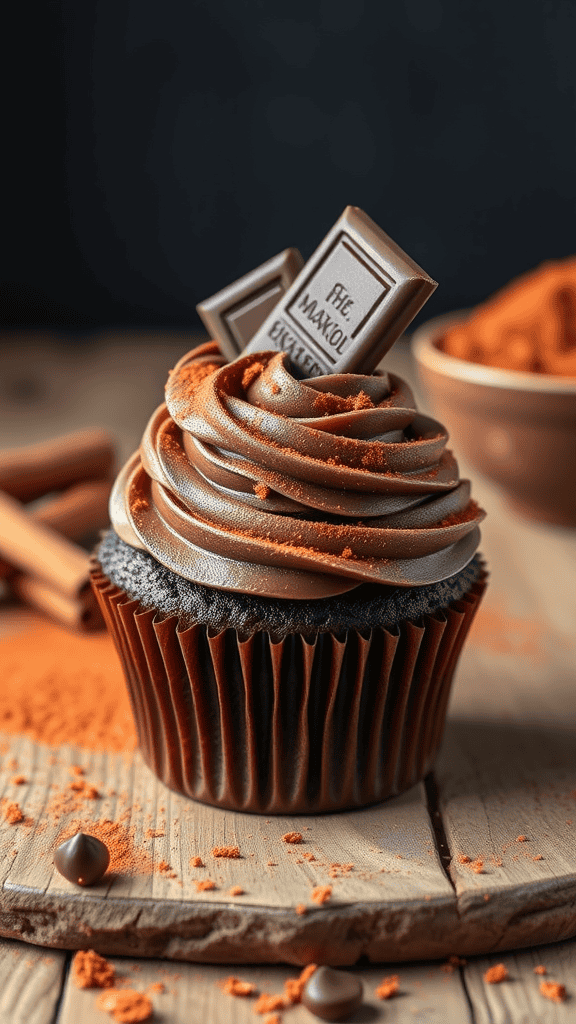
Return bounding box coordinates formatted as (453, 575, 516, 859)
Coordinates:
(412, 312, 576, 527)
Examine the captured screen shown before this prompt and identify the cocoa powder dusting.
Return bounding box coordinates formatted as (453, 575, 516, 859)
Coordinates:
(0, 620, 136, 753)
(313, 389, 375, 414)
(241, 361, 265, 390)
(172, 361, 222, 399)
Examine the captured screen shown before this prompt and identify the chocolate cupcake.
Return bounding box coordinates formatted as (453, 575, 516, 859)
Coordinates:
(92, 341, 486, 813)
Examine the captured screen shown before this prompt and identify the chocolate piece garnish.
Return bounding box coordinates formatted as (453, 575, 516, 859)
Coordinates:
(54, 832, 110, 886)
(244, 206, 437, 377)
(302, 966, 363, 1021)
(197, 248, 304, 360)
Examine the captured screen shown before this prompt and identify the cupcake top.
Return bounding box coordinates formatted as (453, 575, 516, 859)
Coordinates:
(109, 342, 483, 601)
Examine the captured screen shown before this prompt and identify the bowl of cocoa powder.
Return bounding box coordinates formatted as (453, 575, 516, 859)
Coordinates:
(412, 258, 576, 527)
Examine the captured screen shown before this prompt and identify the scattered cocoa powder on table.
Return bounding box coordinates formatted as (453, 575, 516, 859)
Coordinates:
(0, 619, 136, 752)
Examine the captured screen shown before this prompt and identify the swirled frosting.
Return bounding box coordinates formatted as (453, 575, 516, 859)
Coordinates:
(110, 342, 484, 600)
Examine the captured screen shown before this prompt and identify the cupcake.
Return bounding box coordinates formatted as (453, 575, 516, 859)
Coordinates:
(91, 341, 486, 813)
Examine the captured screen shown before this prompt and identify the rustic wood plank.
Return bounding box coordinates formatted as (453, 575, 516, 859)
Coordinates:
(432, 466, 576, 956)
(0, 938, 66, 1024)
(464, 939, 576, 1023)
(0, 719, 460, 963)
(57, 956, 472, 1024)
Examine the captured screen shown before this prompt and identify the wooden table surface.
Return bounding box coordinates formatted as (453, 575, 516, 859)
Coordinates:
(1, 330, 575, 1022)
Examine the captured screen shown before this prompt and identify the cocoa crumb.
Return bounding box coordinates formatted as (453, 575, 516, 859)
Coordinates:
(253, 993, 286, 1014)
(157, 860, 177, 878)
(264, 1016, 281, 1024)
(375, 974, 399, 999)
(254, 483, 270, 500)
(284, 964, 317, 1004)
(441, 955, 467, 974)
(271, 382, 280, 395)
(540, 980, 567, 1003)
(295, 904, 307, 915)
(267, 860, 277, 867)
(131, 496, 149, 514)
(96, 988, 153, 1022)
(2, 800, 24, 824)
(516, 835, 528, 842)
(229, 885, 244, 896)
(195, 879, 216, 892)
(212, 845, 240, 858)
(458, 854, 471, 864)
(302, 852, 316, 861)
(484, 964, 509, 984)
(534, 965, 547, 975)
(11, 775, 26, 785)
(220, 976, 257, 997)
(533, 854, 544, 861)
(470, 858, 484, 874)
(311, 885, 332, 905)
(72, 949, 115, 989)
(68, 779, 100, 799)
(242, 361, 265, 390)
(145, 829, 165, 839)
(190, 856, 204, 867)
(146, 982, 165, 994)
(281, 832, 303, 845)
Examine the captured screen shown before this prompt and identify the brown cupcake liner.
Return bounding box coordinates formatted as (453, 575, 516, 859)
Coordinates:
(91, 562, 487, 814)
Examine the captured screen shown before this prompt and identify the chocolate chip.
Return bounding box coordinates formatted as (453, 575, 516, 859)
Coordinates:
(302, 965, 363, 1021)
(54, 833, 110, 886)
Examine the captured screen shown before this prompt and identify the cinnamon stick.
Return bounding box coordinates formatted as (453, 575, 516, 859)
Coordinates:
(11, 574, 103, 632)
(0, 489, 93, 602)
(0, 480, 111, 579)
(0, 429, 115, 503)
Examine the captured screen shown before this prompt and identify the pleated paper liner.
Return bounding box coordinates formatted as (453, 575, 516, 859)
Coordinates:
(91, 563, 487, 814)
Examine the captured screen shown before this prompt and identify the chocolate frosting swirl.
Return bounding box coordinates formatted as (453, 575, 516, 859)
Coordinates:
(110, 342, 483, 600)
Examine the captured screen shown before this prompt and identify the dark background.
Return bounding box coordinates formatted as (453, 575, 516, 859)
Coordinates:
(3, 0, 576, 334)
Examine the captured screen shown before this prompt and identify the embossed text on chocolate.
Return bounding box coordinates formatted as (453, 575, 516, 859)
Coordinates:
(267, 319, 324, 376)
(245, 206, 437, 377)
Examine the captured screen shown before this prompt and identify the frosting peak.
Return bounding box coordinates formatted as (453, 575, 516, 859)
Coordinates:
(110, 342, 483, 599)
